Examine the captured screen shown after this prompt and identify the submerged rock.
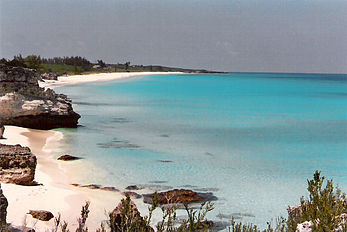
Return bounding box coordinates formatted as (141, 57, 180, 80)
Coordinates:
(0, 144, 37, 185)
(125, 185, 143, 190)
(0, 183, 8, 230)
(28, 210, 54, 221)
(72, 183, 119, 192)
(0, 65, 80, 129)
(57, 154, 81, 161)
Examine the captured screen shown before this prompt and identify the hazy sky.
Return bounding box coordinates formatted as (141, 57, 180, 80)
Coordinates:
(1, 0, 346, 73)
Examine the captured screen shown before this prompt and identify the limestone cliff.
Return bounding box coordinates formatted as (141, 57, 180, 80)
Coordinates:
(0, 64, 80, 129)
(0, 144, 37, 185)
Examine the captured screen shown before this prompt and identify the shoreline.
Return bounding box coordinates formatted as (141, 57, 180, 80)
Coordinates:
(1, 127, 123, 231)
(1, 72, 183, 230)
(40, 71, 183, 89)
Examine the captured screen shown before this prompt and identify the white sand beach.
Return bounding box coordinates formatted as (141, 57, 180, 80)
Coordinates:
(40, 71, 183, 89)
(1, 126, 124, 231)
(1, 72, 182, 231)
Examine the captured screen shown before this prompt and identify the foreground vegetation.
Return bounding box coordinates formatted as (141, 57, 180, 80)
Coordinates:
(6, 171, 344, 232)
(0, 54, 218, 75)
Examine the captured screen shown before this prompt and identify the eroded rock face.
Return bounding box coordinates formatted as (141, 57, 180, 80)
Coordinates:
(0, 183, 8, 229)
(41, 72, 58, 80)
(0, 64, 80, 129)
(0, 123, 4, 139)
(0, 144, 37, 185)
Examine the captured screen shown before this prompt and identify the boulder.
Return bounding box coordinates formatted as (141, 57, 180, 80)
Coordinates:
(0, 65, 80, 129)
(28, 210, 54, 221)
(143, 189, 217, 205)
(0, 144, 37, 185)
(0, 183, 8, 230)
(125, 185, 143, 190)
(57, 154, 80, 161)
(296, 221, 313, 232)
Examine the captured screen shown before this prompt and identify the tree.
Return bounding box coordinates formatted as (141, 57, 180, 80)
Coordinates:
(7, 54, 27, 68)
(97, 59, 106, 68)
(125, 61, 131, 71)
(24, 55, 42, 69)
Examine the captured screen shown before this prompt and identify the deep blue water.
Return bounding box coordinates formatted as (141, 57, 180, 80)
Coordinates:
(55, 73, 347, 227)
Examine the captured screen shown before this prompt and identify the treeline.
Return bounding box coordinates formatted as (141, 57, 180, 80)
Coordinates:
(1, 54, 221, 75)
(0, 54, 92, 69)
(41, 56, 91, 67)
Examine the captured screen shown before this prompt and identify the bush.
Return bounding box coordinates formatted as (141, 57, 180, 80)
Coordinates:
(50, 171, 346, 232)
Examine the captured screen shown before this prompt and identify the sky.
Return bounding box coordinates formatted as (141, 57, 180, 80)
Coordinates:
(0, 0, 346, 73)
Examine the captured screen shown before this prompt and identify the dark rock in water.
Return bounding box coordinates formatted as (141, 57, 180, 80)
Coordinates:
(81, 184, 101, 189)
(125, 185, 143, 190)
(57, 154, 81, 161)
(193, 187, 219, 192)
(122, 191, 142, 199)
(28, 210, 54, 221)
(97, 138, 140, 149)
(0, 184, 8, 230)
(73, 183, 119, 192)
(0, 144, 37, 185)
(0, 65, 80, 129)
(111, 117, 130, 123)
(143, 189, 217, 205)
(231, 212, 255, 218)
(157, 160, 173, 163)
(101, 186, 119, 192)
(142, 184, 173, 191)
(41, 72, 58, 80)
(149, 180, 168, 184)
(110, 197, 153, 232)
(204, 152, 214, 157)
(0, 123, 4, 139)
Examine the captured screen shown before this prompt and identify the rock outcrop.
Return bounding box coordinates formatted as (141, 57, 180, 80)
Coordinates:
(143, 189, 217, 205)
(0, 123, 4, 139)
(0, 64, 80, 129)
(0, 183, 8, 230)
(0, 144, 37, 185)
(28, 210, 54, 221)
(41, 72, 58, 80)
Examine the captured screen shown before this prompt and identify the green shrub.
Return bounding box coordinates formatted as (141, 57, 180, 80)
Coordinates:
(50, 171, 346, 232)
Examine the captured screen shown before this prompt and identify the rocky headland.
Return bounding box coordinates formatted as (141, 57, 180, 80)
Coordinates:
(0, 64, 80, 129)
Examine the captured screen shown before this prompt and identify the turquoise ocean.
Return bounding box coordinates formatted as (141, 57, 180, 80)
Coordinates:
(55, 73, 347, 227)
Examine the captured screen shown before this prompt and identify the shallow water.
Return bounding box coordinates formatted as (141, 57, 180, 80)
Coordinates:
(55, 73, 347, 227)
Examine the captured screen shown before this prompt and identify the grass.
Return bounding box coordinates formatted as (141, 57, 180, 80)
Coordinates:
(40, 64, 84, 75)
